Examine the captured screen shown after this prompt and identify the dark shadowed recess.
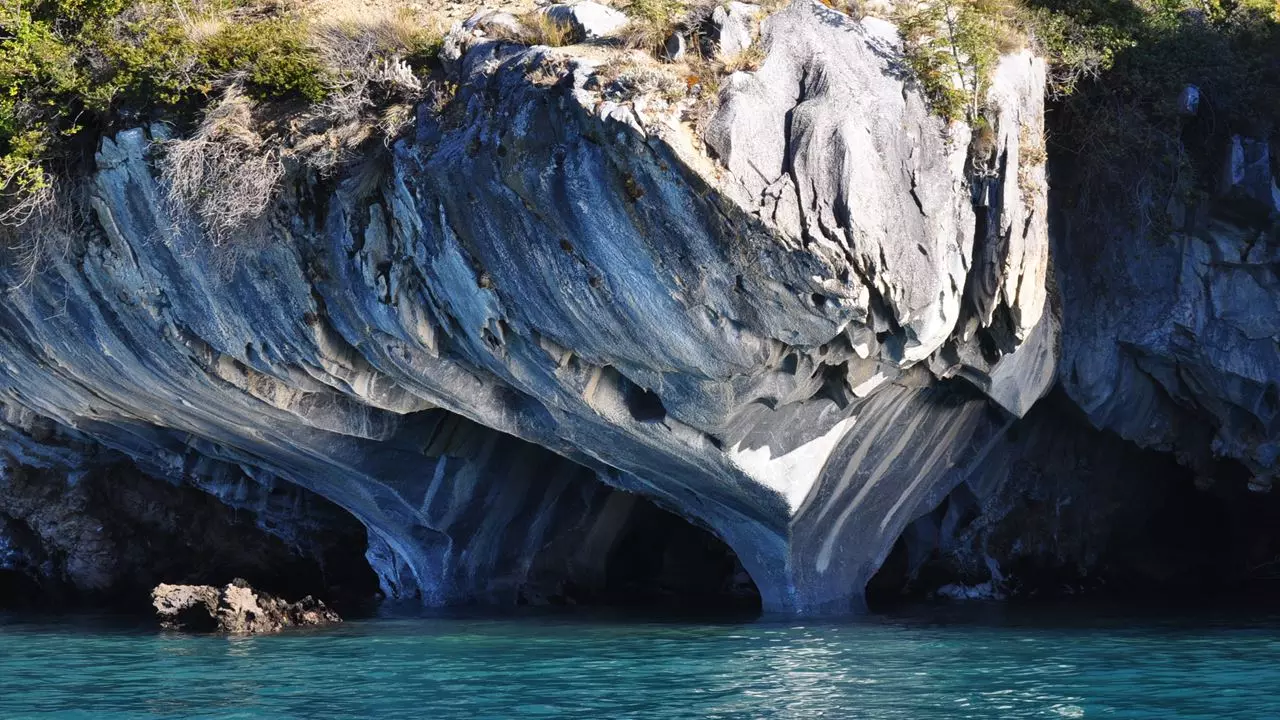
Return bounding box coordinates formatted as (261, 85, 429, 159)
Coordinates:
(0, 443, 764, 618)
(0, 460, 379, 614)
(867, 392, 1280, 612)
(602, 501, 761, 612)
(521, 495, 763, 615)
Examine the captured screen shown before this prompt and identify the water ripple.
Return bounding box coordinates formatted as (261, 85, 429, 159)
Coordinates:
(2, 609, 1280, 718)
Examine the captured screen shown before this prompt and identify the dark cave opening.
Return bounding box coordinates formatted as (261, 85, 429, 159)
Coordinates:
(2, 405, 768, 619)
(585, 366, 669, 424)
(0, 460, 379, 615)
(390, 408, 762, 617)
(865, 393, 1280, 613)
(592, 497, 762, 613)
(618, 373, 668, 423)
(519, 491, 762, 616)
(0, 569, 45, 609)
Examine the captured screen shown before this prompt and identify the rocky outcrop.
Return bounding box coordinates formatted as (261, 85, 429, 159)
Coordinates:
(869, 389, 1280, 605)
(708, 2, 761, 61)
(1218, 136, 1279, 219)
(862, 118, 1280, 605)
(153, 579, 340, 633)
(869, 394, 1219, 602)
(0, 0, 1055, 615)
(542, 1, 629, 41)
(9, 0, 1275, 615)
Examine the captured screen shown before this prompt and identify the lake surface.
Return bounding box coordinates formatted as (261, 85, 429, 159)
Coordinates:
(2, 604, 1279, 719)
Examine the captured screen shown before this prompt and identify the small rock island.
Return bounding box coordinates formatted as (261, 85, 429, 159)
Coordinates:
(153, 580, 341, 634)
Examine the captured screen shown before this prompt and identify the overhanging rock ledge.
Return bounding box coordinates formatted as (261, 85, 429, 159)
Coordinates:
(0, 0, 1053, 614)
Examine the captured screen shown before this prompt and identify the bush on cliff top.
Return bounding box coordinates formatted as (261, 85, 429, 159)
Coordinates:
(894, 0, 1278, 127)
(621, 0, 688, 51)
(3, 0, 1277, 255)
(1031, 0, 1280, 234)
(894, 0, 1025, 122)
(890, 0, 1277, 240)
(0, 0, 441, 234)
(1, 0, 322, 219)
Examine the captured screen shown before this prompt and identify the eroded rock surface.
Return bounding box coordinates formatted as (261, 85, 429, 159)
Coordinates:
(0, 0, 1055, 614)
(153, 579, 340, 634)
(869, 389, 1280, 606)
(1057, 153, 1280, 493)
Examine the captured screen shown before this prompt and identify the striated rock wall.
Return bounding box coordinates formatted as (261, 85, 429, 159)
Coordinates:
(0, 0, 1058, 614)
(862, 119, 1280, 605)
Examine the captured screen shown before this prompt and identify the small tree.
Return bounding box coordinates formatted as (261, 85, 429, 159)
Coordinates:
(895, 0, 1020, 122)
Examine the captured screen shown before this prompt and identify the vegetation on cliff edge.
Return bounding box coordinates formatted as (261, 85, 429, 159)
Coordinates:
(1036, 0, 1280, 234)
(1, 0, 1277, 273)
(891, 0, 1277, 238)
(0, 0, 442, 243)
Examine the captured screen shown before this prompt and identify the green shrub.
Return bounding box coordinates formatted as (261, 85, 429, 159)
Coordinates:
(200, 19, 329, 102)
(1021, 5, 1135, 96)
(400, 22, 446, 68)
(895, 0, 1022, 122)
(892, 0, 1277, 236)
(90, 12, 202, 108)
(1, 5, 89, 214)
(44, 0, 130, 24)
(0, 0, 342, 224)
(0, 130, 51, 222)
(1028, 0, 1280, 233)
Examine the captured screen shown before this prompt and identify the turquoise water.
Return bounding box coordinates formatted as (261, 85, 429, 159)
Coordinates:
(3, 606, 1280, 719)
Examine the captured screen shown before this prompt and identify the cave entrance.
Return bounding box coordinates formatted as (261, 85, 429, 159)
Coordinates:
(0, 569, 45, 611)
(395, 409, 763, 617)
(863, 392, 1280, 613)
(0, 459, 380, 615)
(519, 490, 762, 617)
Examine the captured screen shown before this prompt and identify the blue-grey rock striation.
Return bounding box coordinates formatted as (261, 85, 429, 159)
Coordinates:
(0, 0, 1149, 615)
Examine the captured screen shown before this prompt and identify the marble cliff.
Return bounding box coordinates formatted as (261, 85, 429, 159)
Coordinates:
(1, 0, 1277, 613)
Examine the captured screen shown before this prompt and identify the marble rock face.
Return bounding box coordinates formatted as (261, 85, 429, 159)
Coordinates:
(1058, 192, 1280, 492)
(0, 1, 1055, 614)
(0, 407, 376, 607)
(709, 2, 761, 61)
